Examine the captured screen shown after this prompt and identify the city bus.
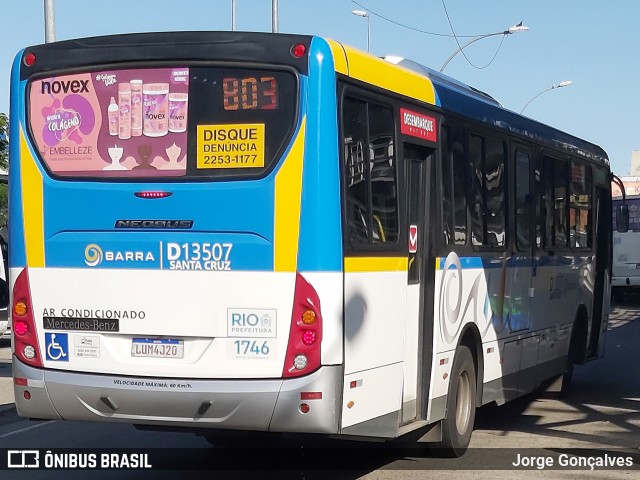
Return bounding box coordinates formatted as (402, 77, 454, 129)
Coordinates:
(9, 32, 613, 456)
(0, 173, 7, 338)
(611, 189, 640, 302)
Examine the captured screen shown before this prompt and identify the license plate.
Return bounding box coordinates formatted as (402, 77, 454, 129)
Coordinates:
(131, 338, 184, 358)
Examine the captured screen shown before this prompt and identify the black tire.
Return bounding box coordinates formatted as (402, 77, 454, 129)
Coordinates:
(559, 320, 587, 397)
(611, 287, 624, 304)
(435, 345, 477, 457)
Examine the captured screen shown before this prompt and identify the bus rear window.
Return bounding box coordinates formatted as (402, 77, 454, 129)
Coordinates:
(27, 66, 297, 180)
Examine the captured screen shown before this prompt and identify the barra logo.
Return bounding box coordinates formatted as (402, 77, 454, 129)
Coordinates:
(84, 244, 156, 267)
(84, 244, 103, 266)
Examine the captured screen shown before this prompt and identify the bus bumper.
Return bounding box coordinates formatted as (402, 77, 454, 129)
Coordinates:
(13, 357, 342, 434)
(611, 276, 640, 287)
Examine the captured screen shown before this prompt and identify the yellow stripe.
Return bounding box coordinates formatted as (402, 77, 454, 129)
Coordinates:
(327, 39, 348, 75)
(20, 127, 45, 267)
(274, 118, 306, 272)
(340, 44, 436, 105)
(345, 257, 408, 273)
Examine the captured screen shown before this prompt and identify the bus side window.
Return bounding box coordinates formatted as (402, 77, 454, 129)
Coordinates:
(468, 134, 506, 248)
(368, 103, 397, 244)
(569, 162, 592, 249)
(342, 96, 398, 248)
(515, 149, 531, 251)
(343, 97, 370, 245)
(441, 125, 467, 246)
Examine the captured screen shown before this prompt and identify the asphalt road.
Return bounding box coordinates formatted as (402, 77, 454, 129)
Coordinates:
(0, 299, 639, 479)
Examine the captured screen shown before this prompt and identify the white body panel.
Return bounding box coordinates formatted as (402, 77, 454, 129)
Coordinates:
(402, 283, 420, 420)
(28, 268, 299, 378)
(341, 270, 406, 428)
(342, 362, 403, 428)
(428, 252, 589, 415)
(301, 271, 343, 365)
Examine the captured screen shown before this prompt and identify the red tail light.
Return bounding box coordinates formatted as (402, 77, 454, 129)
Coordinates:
(282, 273, 322, 378)
(12, 268, 43, 368)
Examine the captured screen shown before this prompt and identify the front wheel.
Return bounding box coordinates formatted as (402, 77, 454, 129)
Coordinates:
(435, 345, 477, 457)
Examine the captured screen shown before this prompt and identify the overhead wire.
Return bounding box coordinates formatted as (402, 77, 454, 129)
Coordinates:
(440, 0, 507, 70)
(349, 0, 511, 70)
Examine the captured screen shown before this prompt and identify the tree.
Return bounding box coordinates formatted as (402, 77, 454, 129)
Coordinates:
(0, 112, 8, 230)
(0, 113, 7, 172)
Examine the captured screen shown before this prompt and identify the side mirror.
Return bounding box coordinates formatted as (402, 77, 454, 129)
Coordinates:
(616, 204, 629, 233)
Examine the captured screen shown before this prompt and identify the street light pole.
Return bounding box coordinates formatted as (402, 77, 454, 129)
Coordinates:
(351, 10, 371, 52)
(44, 0, 56, 43)
(272, 0, 279, 33)
(231, 0, 236, 31)
(439, 22, 529, 72)
(520, 81, 573, 114)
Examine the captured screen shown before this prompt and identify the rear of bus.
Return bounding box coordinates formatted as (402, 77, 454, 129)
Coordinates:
(10, 32, 344, 434)
(612, 195, 640, 299)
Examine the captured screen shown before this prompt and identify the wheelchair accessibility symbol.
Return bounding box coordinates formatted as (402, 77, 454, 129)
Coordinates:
(45, 333, 69, 362)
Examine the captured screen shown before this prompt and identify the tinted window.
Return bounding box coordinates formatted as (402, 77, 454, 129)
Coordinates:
(469, 134, 506, 248)
(569, 163, 592, 248)
(342, 97, 398, 248)
(515, 150, 531, 251)
(343, 97, 369, 245)
(441, 125, 467, 246)
(28, 66, 297, 180)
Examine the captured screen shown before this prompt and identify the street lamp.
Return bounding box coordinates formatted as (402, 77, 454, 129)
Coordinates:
(44, 0, 56, 43)
(439, 22, 529, 72)
(520, 81, 573, 114)
(351, 10, 371, 52)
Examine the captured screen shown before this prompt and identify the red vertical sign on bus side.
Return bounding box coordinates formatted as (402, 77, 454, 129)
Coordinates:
(409, 225, 418, 254)
(400, 108, 437, 142)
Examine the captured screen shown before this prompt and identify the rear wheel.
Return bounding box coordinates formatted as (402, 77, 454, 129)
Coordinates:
(559, 319, 587, 397)
(435, 345, 477, 457)
(611, 287, 624, 303)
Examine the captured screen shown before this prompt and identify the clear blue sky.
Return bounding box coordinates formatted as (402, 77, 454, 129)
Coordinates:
(0, 0, 637, 175)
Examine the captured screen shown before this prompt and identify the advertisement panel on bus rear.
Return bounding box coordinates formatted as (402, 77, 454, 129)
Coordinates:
(29, 67, 190, 178)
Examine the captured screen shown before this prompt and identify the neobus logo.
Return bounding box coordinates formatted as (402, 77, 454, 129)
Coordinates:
(84, 244, 156, 267)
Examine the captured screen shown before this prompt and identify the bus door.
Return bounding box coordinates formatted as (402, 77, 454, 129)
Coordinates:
(589, 185, 611, 358)
(402, 144, 435, 424)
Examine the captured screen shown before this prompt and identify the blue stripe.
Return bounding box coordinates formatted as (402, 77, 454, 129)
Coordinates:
(438, 254, 590, 270)
(297, 37, 343, 272)
(8, 50, 26, 268)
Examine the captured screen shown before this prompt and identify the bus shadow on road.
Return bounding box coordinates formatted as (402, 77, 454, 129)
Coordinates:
(474, 308, 640, 449)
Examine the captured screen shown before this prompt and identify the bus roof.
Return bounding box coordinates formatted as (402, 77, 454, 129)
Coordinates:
(18, 31, 608, 167)
(382, 57, 609, 167)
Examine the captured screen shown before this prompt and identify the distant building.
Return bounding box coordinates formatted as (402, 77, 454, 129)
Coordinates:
(612, 176, 640, 198)
(631, 151, 640, 176)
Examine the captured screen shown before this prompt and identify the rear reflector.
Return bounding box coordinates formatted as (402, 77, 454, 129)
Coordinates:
(300, 392, 323, 400)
